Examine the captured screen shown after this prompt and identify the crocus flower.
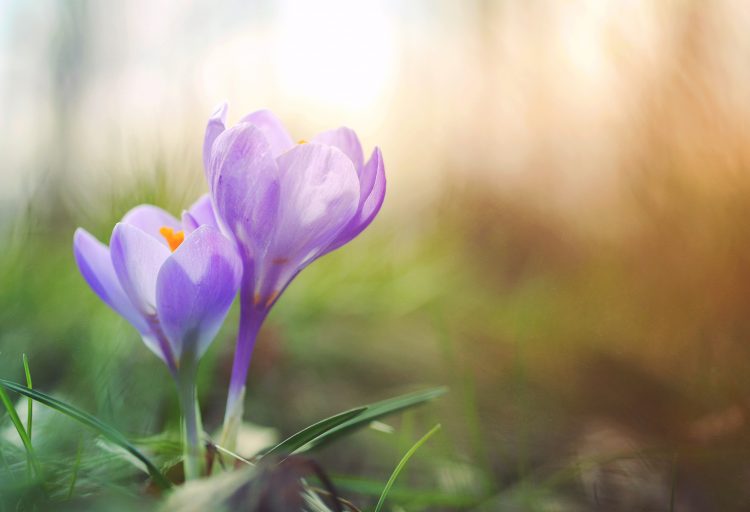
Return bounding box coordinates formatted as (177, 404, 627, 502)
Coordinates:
(202, 104, 386, 447)
(73, 197, 242, 478)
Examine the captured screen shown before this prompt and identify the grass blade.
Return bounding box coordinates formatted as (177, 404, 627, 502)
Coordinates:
(374, 423, 441, 512)
(0, 378, 172, 489)
(66, 437, 83, 500)
(300, 387, 447, 452)
(332, 476, 480, 509)
(22, 354, 32, 440)
(0, 386, 41, 477)
(258, 407, 366, 460)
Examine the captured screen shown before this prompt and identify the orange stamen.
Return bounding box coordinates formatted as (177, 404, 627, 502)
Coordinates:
(159, 226, 185, 252)
(297, 139, 308, 144)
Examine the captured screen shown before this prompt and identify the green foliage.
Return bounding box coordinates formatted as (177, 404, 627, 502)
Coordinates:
(0, 379, 171, 490)
(22, 354, 32, 441)
(297, 387, 447, 453)
(0, 386, 41, 478)
(375, 423, 441, 512)
(259, 407, 366, 459)
(260, 387, 447, 460)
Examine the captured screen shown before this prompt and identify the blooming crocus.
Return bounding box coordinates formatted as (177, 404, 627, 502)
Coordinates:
(203, 104, 386, 448)
(73, 197, 242, 479)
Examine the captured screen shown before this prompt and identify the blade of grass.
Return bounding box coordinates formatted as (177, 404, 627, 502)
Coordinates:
(374, 423, 441, 512)
(0, 378, 171, 489)
(0, 386, 41, 478)
(22, 354, 32, 440)
(300, 387, 447, 452)
(332, 476, 480, 509)
(258, 407, 366, 460)
(66, 437, 83, 500)
(213, 443, 254, 467)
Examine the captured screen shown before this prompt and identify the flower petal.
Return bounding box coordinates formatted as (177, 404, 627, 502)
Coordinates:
(182, 194, 219, 234)
(312, 127, 364, 173)
(121, 205, 181, 246)
(240, 109, 294, 158)
(156, 226, 242, 361)
(269, 143, 359, 268)
(210, 122, 280, 256)
(204, 102, 228, 181)
(110, 222, 171, 316)
(326, 147, 386, 251)
(73, 228, 150, 335)
(360, 147, 386, 222)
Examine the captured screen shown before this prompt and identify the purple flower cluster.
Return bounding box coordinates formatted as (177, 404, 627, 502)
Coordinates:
(73, 104, 386, 466)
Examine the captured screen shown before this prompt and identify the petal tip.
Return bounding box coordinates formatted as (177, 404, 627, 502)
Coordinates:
(73, 227, 89, 245)
(210, 101, 229, 121)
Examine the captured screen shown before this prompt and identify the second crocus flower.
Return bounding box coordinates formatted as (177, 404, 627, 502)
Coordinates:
(73, 198, 242, 478)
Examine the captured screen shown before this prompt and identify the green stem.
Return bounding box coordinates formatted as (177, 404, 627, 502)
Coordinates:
(22, 354, 32, 442)
(176, 362, 204, 480)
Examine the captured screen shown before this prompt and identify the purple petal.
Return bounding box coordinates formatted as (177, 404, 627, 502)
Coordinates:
(182, 193, 219, 234)
(204, 102, 228, 181)
(210, 122, 280, 256)
(326, 147, 386, 251)
(312, 127, 364, 173)
(121, 205, 181, 246)
(357, 146, 382, 203)
(269, 143, 359, 270)
(156, 226, 242, 360)
(73, 228, 150, 335)
(240, 109, 294, 158)
(360, 147, 386, 223)
(181, 211, 200, 233)
(109, 223, 171, 316)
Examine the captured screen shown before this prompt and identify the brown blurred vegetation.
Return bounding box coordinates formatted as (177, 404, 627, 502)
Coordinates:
(427, 5, 750, 508)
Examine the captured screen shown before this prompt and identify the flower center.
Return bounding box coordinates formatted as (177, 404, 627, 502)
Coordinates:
(297, 139, 308, 144)
(159, 226, 185, 252)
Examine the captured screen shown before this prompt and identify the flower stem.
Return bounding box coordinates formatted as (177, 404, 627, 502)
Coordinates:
(221, 287, 266, 450)
(177, 362, 204, 480)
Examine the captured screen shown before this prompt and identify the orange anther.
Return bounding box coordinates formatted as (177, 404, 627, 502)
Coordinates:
(159, 226, 185, 252)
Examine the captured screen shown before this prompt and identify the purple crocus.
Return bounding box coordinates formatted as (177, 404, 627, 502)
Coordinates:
(73, 196, 242, 478)
(202, 104, 386, 447)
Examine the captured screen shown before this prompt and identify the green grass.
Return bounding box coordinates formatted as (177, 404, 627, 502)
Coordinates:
(374, 423, 441, 512)
(0, 379, 171, 490)
(0, 386, 41, 479)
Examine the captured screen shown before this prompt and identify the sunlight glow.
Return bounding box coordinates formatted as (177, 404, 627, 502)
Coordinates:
(272, 0, 396, 113)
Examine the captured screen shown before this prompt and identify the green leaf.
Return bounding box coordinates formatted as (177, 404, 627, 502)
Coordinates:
(0, 385, 41, 477)
(375, 423, 442, 512)
(66, 438, 83, 500)
(22, 354, 32, 441)
(258, 407, 366, 460)
(300, 386, 447, 452)
(0, 378, 172, 489)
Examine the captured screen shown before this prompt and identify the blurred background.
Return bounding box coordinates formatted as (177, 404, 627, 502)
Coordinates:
(3, 0, 750, 510)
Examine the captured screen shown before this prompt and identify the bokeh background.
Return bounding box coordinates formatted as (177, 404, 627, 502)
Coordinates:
(3, 1, 750, 510)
